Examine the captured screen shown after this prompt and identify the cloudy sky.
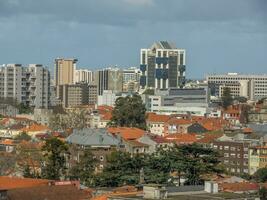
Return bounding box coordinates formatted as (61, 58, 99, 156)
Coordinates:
(0, 0, 266, 78)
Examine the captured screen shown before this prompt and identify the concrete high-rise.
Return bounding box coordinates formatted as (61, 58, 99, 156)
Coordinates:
(94, 68, 123, 95)
(54, 58, 77, 86)
(140, 41, 186, 90)
(0, 64, 50, 108)
(75, 69, 94, 84)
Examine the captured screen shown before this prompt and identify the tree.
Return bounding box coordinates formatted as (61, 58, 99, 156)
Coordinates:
(69, 148, 98, 186)
(15, 131, 32, 141)
(254, 168, 267, 183)
(259, 187, 267, 200)
(41, 138, 69, 180)
(110, 95, 146, 130)
(221, 87, 233, 109)
(17, 103, 32, 114)
(16, 141, 43, 177)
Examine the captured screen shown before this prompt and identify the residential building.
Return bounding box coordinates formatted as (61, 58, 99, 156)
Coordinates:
(88, 84, 98, 105)
(140, 41, 186, 89)
(249, 146, 267, 175)
(97, 90, 134, 106)
(143, 88, 209, 116)
(0, 64, 50, 108)
(75, 69, 94, 84)
(54, 58, 77, 86)
(58, 83, 89, 108)
(248, 99, 267, 123)
(146, 113, 170, 136)
(94, 68, 123, 95)
(207, 73, 267, 100)
(211, 135, 250, 174)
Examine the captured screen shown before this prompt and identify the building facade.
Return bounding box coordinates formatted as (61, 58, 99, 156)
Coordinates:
(54, 58, 77, 86)
(94, 68, 123, 95)
(207, 73, 267, 100)
(140, 41, 186, 90)
(0, 64, 50, 108)
(123, 67, 140, 92)
(75, 69, 94, 84)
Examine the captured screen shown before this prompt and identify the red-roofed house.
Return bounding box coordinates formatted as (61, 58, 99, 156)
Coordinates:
(146, 113, 170, 136)
(164, 117, 192, 136)
(108, 127, 145, 140)
(219, 182, 259, 193)
(164, 133, 197, 145)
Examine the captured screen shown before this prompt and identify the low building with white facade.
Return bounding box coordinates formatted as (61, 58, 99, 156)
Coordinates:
(207, 73, 267, 100)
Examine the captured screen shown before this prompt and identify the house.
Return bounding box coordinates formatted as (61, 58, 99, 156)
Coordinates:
(249, 146, 267, 175)
(0, 139, 16, 153)
(146, 113, 170, 136)
(219, 182, 259, 193)
(0, 104, 18, 117)
(90, 106, 113, 128)
(107, 127, 145, 140)
(248, 99, 267, 123)
(187, 122, 208, 134)
(123, 140, 149, 155)
(66, 128, 122, 171)
(19, 123, 51, 137)
(164, 117, 192, 135)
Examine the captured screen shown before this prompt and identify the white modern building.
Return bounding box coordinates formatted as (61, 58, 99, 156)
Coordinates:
(123, 67, 140, 92)
(207, 73, 267, 100)
(75, 69, 94, 84)
(0, 64, 50, 108)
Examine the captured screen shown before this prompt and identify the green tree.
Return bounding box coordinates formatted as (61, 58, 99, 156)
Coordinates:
(17, 103, 32, 114)
(41, 138, 69, 180)
(254, 168, 267, 183)
(110, 95, 146, 130)
(15, 131, 32, 141)
(22, 164, 35, 178)
(69, 148, 98, 186)
(259, 187, 267, 200)
(221, 87, 233, 109)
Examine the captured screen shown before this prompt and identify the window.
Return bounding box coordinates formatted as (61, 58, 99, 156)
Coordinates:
(237, 154, 241, 158)
(224, 153, 229, 157)
(213, 145, 218, 149)
(224, 160, 229, 164)
(244, 154, 248, 158)
(230, 147, 236, 151)
(99, 156, 104, 161)
(230, 153, 236, 157)
(231, 168, 235, 173)
(224, 146, 229, 150)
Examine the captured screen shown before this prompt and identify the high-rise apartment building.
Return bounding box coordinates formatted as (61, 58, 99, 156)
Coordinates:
(140, 41, 186, 90)
(54, 58, 77, 86)
(123, 67, 140, 92)
(75, 69, 94, 84)
(0, 64, 50, 108)
(207, 73, 267, 100)
(94, 68, 123, 95)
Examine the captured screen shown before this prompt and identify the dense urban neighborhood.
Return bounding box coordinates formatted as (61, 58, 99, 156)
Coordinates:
(0, 1, 267, 199)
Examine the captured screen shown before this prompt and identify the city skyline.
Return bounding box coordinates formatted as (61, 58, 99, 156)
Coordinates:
(0, 0, 266, 78)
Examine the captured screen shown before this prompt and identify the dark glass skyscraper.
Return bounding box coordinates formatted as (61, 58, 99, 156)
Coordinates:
(140, 41, 186, 89)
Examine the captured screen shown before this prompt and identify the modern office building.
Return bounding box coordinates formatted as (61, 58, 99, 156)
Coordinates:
(207, 73, 267, 100)
(140, 41, 186, 90)
(142, 88, 209, 116)
(75, 69, 94, 84)
(88, 84, 98, 105)
(94, 68, 123, 95)
(54, 58, 77, 86)
(0, 64, 50, 108)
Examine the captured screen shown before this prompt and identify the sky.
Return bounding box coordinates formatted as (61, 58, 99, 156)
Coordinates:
(0, 0, 266, 79)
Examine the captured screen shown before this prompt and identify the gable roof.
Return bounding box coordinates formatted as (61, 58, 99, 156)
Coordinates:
(107, 127, 145, 140)
(66, 128, 120, 147)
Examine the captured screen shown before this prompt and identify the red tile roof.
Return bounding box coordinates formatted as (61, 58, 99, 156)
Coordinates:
(20, 124, 50, 132)
(108, 127, 145, 140)
(0, 176, 50, 190)
(220, 182, 259, 192)
(197, 133, 224, 144)
(146, 113, 170, 123)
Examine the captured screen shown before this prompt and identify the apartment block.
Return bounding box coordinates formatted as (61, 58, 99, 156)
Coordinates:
(123, 67, 140, 92)
(54, 58, 77, 86)
(0, 64, 50, 108)
(207, 73, 267, 100)
(140, 41, 186, 90)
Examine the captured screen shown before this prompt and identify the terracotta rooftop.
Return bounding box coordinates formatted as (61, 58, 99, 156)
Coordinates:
(0, 139, 16, 146)
(220, 182, 259, 192)
(146, 113, 170, 123)
(108, 127, 145, 140)
(0, 176, 50, 190)
(20, 124, 50, 132)
(101, 112, 112, 121)
(7, 185, 92, 200)
(197, 133, 224, 144)
(166, 117, 192, 125)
